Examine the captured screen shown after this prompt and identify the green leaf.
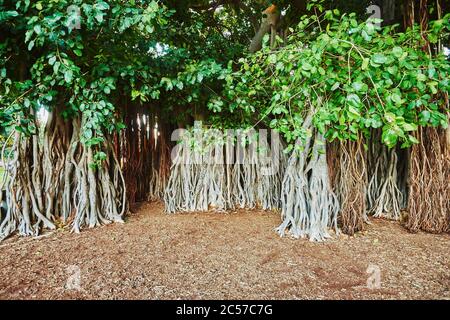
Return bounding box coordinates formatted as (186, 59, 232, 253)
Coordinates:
(417, 73, 427, 82)
(384, 112, 396, 123)
(95, 13, 104, 23)
(419, 110, 431, 125)
(361, 58, 370, 70)
(84, 129, 93, 140)
(95, 1, 110, 10)
(0, 11, 18, 21)
(407, 135, 419, 144)
(352, 82, 365, 92)
(161, 77, 173, 90)
(268, 54, 277, 64)
(346, 94, 361, 108)
(390, 93, 402, 105)
(131, 89, 140, 100)
(48, 56, 56, 65)
(403, 123, 417, 132)
(302, 62, 312, 71)
(348, 105, 360, 118)
(331, 82, 340, 91)
(387, 66, 398, 75)
(392, 47, 403, 58)
(372, 53, 388, 64)
(27, 40, 35, 51)
(382, 128, 398, 148)
(64, 69, 73, 83)
(33, 25, 42, 35)
(53, 61, 60, 74)
(361, 30, 371, 41)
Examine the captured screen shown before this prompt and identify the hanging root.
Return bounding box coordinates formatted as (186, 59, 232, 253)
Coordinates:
(147, 121, 171, 202)
(119, 102, 171, 205)
(164, 118, 339, 242)
(164, 127, 227, 213)
(333, 138, 368, 235)
(71, 116, 126, 233)
(276, 114, 339, 241)
(406, 126, 449, 233)
(396, 147, 409, 211)
(1, 126, 57, 240)
(164, 124, 284, 214)
(233, 129, 284, 210)
(367, 133, 403, 220)
(0, 112, 126, 240)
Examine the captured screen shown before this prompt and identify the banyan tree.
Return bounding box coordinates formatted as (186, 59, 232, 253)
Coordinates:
(0, 0, 449, 241)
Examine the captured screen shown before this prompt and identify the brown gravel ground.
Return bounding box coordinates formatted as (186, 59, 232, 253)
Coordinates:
(0, 202, 448, 300)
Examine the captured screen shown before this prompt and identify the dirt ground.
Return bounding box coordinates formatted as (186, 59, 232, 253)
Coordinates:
(0, 202, 448, 300)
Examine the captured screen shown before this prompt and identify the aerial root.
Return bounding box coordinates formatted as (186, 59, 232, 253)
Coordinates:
(0, 113, 126, 240)
(332, 138, 368, 236)
(406, 126, 449, 233)
(164, 127, 284, 214)
(276, 114, 339, 241)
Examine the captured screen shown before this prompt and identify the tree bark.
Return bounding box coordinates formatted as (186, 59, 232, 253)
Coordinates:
(249, 5, 280, 53)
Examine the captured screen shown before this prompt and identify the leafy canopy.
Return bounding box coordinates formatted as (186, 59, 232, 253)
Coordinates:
(1, 0, 170, 146)
(221, 9, 450, 150)
(0, 0, 449, 153)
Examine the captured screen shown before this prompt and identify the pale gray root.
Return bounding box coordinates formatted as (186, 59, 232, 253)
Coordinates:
(276, 114, 339, 241)
(164, 129, 232, 213)
(71, 115, 125, 233)
(0, 131, 55, 240)
(305, 134, 339, 241)
(0, 114, 126, 240)
(366, 130, 407, 222)
(148, 167, 164, 202)
(164, 127, 284, 214)
(368, 148, 403, 220)
(147, 134, 170, 202)
(233, 134, 257, 209)
(256, 130, 285, 210)
(367, 131, 406, 221)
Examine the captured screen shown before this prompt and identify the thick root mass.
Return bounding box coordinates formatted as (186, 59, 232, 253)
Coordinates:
(331, 139, 368, 235)
(276, 130, 339, 242)
(0, 114, 126, 240)
(164, 125, 285, 214)
(367, 132, 404, 221)
(119, 103, 171, 205)
(164, 119, 339, 241)
(407, 127, 449, 233)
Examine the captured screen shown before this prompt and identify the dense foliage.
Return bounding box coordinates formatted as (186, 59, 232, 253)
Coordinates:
(222, 10, 450, 150)
(0, 0, 171, 148)
(2, 1, 448, 147)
